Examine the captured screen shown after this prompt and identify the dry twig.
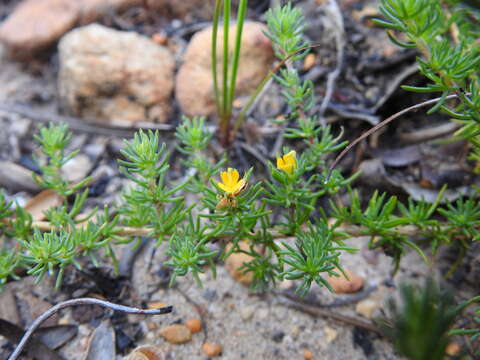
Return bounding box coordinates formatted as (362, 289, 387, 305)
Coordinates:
(9, 298, 172, 360)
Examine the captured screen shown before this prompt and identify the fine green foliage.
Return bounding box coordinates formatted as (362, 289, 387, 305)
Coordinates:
(265, 3, 310, 60)
(450, 306, 480, 356)
(280, 219, 352, 295)
(33, 123, 91, 196)
(0, 2, 478, 318)
(374, 0, 480, 151)
(380, 279, 480, 360)
(0, 251, 19, 287)
(1, 1, 480, 357)
(379, 279, 458, 360)
(0, 124, 120, 288)
(118, 130, 189, 243)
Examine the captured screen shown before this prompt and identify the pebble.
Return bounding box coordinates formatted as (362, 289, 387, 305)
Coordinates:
(225, 241, 254, 286)
(240, 305, 255, 321)
(0, 0, 142, 59)
(185, 318, 202, 333)
(355, 298, 382, 319)
(445, 342, 461, 356)
(146, 322, 158, 331)
(61, 154, 92, 183)
(224, 242, 255, 285)
(0, 161, 42, 192)
(0, 288, 20, 325)
(17, 293, 58, 327)
(327, 269, 364, 294)
(290, 325, 301, 339)
(271, 331, 285, 343)
(152, 32, 168, 46)
(324, 326, 338, 343)
(202, 342, 223, 357)
(159, 324, 192, 344)
(201, 288, 218, 302)
(303, 349, 314, 360)
(303, 53, 317, 71)
(126, 345, 165, 360)
(256, 308, 270, 320)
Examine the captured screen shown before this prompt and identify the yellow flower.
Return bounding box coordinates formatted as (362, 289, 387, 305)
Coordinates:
(217, 168, 247, 196)
(276, 150, 297, 174)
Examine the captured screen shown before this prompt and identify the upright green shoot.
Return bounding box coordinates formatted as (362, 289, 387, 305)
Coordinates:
(212, 0, 249, 146)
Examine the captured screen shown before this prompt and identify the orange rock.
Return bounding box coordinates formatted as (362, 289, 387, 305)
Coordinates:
(446, 342, 461, 356)
(303, 349, 314, 360)
(159, 324, 192, 344)
(127, 345, 165, 360)
(0, 0, 142, 59)
(0, 0, 78, 59)
(185, 318, 202, 333)
(224, 242, 255, 286)
(152, 33, 168, 46)
(327, 269, 364, 294)
(303, 53, 317, 71)
(202, 342, 222, 357)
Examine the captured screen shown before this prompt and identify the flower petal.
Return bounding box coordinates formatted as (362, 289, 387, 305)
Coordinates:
(220, 171, 229, 184)
(217, 181, 231, 193)
(229, 168, 239, 184)
(233, 178, 246, 195)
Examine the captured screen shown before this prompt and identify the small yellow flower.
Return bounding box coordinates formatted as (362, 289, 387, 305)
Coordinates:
(217, 168, 247, 196)
(276, 150, 297, 174)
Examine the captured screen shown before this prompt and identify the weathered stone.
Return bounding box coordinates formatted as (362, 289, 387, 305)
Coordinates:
(0, 287, 20, 325)
(303, 349, 314, 360)
(327, 269, 364, 294)
(240, 305, 255, 321)
(202, 342, 223, 357)
(127, 345, 165, 360)
(176, 22, 274, 117)
(58, 24, 174, 124)
(324, 326, 338, 344)
(17, 293, 58, 327)
(185, 318, 202, 333)
(61, 154, 92, 183)
(355, 298, 382, 320)
(159, 324, 192, 344)
(0, 0, 77, 59)
(224, 242, 255, 285)
(0, 0, 141, 59)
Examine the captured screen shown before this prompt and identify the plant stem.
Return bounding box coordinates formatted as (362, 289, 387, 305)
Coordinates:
(232, 43, 324, 139)
(327, 93, 463, 180)
(222, 0, 231, 117)
(226, 0, 248, 115)
(212, 0, 223, 117)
